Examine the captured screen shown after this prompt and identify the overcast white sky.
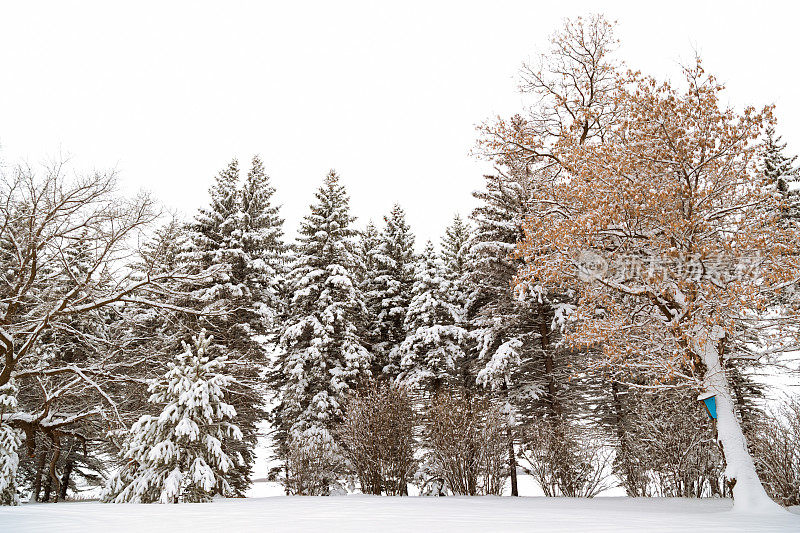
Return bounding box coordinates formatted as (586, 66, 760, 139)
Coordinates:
(1, 1, 798, 246)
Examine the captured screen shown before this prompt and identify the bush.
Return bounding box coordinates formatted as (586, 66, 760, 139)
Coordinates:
(283, 427, 345, 496)
(621, 390, 724, 498)
(338, 383, 416, 495)
(420, 390, 508, 495)
(753, 396, 800, 506)
(520, 417, 613, 498)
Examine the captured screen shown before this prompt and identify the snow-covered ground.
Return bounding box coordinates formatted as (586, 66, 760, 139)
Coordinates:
(1, 495, 797, 533)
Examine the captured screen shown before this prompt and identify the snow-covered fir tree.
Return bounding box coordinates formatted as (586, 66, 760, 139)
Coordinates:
(271, 170, 371, 494)
(762, 126, 799, 221)
(356, 220, 383, 354)
(371, 204, 416, 377)
(190, 159, 245, 302)
(467, 168, 557, 405)
(240, 155, 288, 330)
(465, 167, 593, 497)
(102, 331, 242, 504)
(0, 378, 20, 506)
(116, 218, 194, 423)
(395, 241, 469, 392)
(440, 214, 471, 312)
(181, 157, 284, 495)
(441, 214, 471, 284)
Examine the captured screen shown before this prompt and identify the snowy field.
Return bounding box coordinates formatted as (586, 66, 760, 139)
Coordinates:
(1, 496, 798, 533)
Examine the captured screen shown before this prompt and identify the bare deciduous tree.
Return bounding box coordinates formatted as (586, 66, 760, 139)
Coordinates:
(0, 161, 209, 501)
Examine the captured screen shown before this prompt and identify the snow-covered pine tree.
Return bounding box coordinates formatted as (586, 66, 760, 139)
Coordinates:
(465, 165, 595, 497)
(395, 241, 469, 392)
(181, 158, 274, 495)
(116, 218, 194, 425)
(102, 331, 242, 504)
(466, 167, 573, 417)
(441, 215, 471, 285)
(372, 204, 416, 378)
(240, 155, 288, 331)
(763, 126, 799, 208)
(272, 170, 371, 494)
(191, 159, 243, 296)
(356, 221, 382, 354)
(0, 378, 20, 506)
(440, 214, 471, 312)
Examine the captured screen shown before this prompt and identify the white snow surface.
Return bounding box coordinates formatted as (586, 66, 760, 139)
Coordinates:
(1, 495, 797, 533)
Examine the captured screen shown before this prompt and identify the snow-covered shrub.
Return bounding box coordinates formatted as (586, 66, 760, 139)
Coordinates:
(520, 417, 613, 498)
(0, 380, 20, 505)
(338, 383, 416, 495)
(620, 389, 723, 498)
(102, 331, 242, 503)
(283, 426, 345, 496)
(753, 396, 800, 506)
(420, 390, 508, 495)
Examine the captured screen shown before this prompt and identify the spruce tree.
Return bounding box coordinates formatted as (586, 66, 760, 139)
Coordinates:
(395, 241, 469, 392)
(191, 159, 244, 300)
(763, 126, 799, 221)
(356, 221, 382, 353)
(102, 331, 242, 504)
(441, 214, 471, 283)
(440, 214, 471, 311)
(0, 379, 20, 505)
(240, 155, 288, 330)
(372, 204, 416, 377)
(465, 167, 584, 497)
(272, 170, 371, 493)
(181, 158, 283, 495)
(467, 169, 548, 401)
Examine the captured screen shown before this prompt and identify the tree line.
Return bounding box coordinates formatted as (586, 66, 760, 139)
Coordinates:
(0, 14, 798, 509)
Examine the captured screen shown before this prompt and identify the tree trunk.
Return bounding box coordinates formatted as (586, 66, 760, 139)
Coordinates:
(59, 460, 73, 501)
(42, 474, 52, 503)
(695, 327, 783, 513)
(32, 451, 46, 502)
(507, 427, 518, 496)
(48, 435, 62, 503)
(610, 380, 640, 497)
(538, 304, 559, 417)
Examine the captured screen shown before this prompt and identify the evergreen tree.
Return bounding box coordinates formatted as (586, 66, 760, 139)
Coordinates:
(240, 155, 288, 330)
(763, 126, 799, 200)
(465, 167, 586, 497)
(441, 214, 471, 283)
(395, 241, 469, 392)
(356, 221, 382, 353)
(272, 171, 371, 493)
(181, 158, 284, 495)
(467, 169, 553, 406)
(116, 218, 193, 422)
(762, 126, 799, 225)
(0, 379, 20, 505)
(440, 214, 471, 312)
(372, 204, 416, 377)
(191, 159, 244, 303)
(102, 331, 242, 504)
